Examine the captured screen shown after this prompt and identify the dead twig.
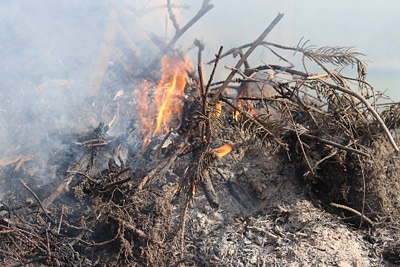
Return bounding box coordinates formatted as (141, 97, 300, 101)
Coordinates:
(207, 40, 296, 64)
(73, 138, 108, 147)
(296, 131, 370, 158)
(316, 79, 399, 154)
(221, 96, 288, 149)
(205, 46, 224, 92)
(167, 0, 180, 32)
(66, 170, 97, 183)
(43, 152, 91, 209)
(19, 179, 55, 224)
(330, 202, 374, 227)
(166, 0, 214, 49)
(99, 169, 131, 191)
(210, 13, 284, 104)
(304, 150, 338, 177)
(57, 206, 64, 234)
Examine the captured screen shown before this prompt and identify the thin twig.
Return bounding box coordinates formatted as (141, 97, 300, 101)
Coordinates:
(210, 13, 284, 104)
(57, 205, 64, 234)
(205, 46, 223, 92)
(99, 169, 131, 191)
(167, 0, 180, 32)
(20, 179, 55, 224)
(66, 170, 97, 183)
(43, 152, 91, 209)
(316, 79, 399, 154)
(330, 202, 374, 226)
(293, 131, 371, 158)
(285, 105, 314, 176)
(166, 0, 214, 49)
(207, 40, 295, 64)
(137, 142, 187, 190)
(194, 39, 209, 142)
(195, 39, 206, 97)
(304, 150, 337, 177)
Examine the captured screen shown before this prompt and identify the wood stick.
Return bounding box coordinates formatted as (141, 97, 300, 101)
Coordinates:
(205, 46, 223, 92)
(207, 40, 301, 64)
(144, 1, 214, 77)
(167, 0, 180, 32)
(330, 202, 374, 226)
(20, 179, 55, 224)
(166, 0, 214, 49)
(295, 131, 371, 158)
(210, 13, 284, 104)
(43, 152, 91, 209)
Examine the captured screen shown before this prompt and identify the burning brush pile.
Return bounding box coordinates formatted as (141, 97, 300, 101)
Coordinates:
(1, 2, 400, 266)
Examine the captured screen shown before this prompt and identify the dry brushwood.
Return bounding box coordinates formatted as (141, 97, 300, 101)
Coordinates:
(204, 20, 400, 237)
(2, 3, 400, 266)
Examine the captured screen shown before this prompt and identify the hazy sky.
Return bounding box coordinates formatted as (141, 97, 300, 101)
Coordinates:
(1, 0, 399, 100)
(151, 0, 400, 99)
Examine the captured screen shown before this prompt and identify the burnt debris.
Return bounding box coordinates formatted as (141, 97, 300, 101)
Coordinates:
(1, 1, 400, 266)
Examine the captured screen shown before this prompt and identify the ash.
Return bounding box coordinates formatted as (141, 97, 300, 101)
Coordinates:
(1, 2, 400, 266)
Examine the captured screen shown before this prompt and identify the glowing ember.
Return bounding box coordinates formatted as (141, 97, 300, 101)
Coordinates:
(153, 55, 190, 136)
(212, 144, 233, 158)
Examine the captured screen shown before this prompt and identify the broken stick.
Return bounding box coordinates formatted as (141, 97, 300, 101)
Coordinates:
(210, 13, 284, 104)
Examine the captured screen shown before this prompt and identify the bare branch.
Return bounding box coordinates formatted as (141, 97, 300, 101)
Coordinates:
(210, 13, 284, 104)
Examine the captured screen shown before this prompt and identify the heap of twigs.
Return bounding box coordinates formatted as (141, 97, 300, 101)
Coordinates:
(204, 26, 400, 230)
(1, 1, 400, 266)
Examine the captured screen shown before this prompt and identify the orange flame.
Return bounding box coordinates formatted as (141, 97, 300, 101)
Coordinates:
(138, 80, 153, 151)
(233, 89, 245, 121)
(212, 144, 233, 158)
(213, 102, 222, 118)
(153, 56, 190, 136)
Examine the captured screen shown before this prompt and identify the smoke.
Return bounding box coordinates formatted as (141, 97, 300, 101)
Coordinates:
(1, 0, 398, 198)
(0, 1, 108, 152)
(0, 1, 208, 195)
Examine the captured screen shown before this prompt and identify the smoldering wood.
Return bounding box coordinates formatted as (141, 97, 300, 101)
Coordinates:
(199, 169, 219, 209)
(1, 3, 400, 266)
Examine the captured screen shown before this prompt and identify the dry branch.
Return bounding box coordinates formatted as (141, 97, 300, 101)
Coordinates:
(166, 0, 214, 49)
(211, 13, 284, 104)
(316, 79, 399, 154)
(291, 130, 371, 158)
(331, 202, 374, 226)
(20, 179, 55, 224)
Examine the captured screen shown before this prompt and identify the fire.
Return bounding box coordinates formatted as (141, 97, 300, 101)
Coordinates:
(138, 56, 190, 149)
(138, 79, 153, 150)
(233, 89, 245, 121)
(153, 55, 190, 136)
(233, 86, 257, 121)
(212, 144, 233, 158)
(214, 102, 222, 118)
